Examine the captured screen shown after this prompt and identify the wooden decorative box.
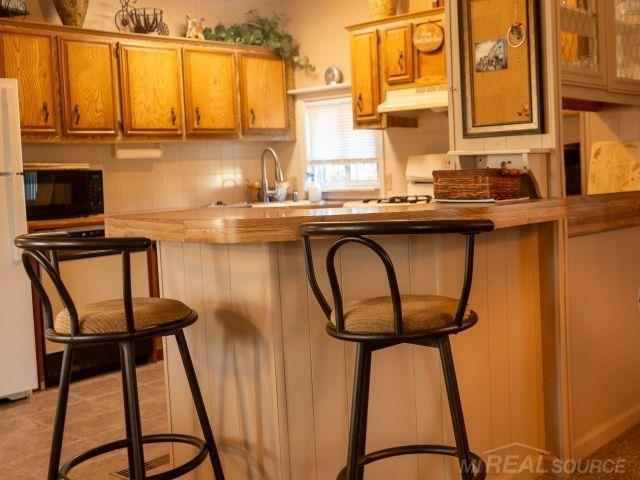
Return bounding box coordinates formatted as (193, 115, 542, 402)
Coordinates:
(433, 168, 523, 201)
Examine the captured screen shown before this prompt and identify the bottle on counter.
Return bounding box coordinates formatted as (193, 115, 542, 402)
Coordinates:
(305, 172, 322, 203)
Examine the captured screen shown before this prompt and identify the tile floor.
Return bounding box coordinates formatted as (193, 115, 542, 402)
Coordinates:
(538, 424, 640, 479)
(2, 361, 640, 479)
(0, 362, 170, 479)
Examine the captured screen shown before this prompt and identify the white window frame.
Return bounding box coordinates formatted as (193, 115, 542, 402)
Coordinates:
(299, 94, 385, 198)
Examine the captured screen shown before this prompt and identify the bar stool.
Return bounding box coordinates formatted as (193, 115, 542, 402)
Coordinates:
(15, 233, 226, 480)
(300, 220, 494, 480)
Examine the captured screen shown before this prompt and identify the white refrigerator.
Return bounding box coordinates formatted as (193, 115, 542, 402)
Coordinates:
(0, 79, 38, 399)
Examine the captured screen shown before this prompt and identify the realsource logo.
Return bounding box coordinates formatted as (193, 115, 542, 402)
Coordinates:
(483, 443, 626, 476)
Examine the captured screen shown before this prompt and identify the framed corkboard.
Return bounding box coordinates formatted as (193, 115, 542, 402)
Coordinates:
(458, 0, 543, 137)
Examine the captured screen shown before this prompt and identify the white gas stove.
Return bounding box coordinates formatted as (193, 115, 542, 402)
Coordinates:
(343, 195, 433, 208)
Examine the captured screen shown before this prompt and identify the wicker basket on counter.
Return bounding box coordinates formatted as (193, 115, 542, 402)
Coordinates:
(433, 168, 523, 201)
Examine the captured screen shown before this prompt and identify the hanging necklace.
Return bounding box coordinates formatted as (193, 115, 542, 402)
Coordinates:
(507, 0, 527, 48)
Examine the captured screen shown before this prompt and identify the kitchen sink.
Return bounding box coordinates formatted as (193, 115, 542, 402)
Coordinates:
(251, 200, 314, 208)
(207, 200, 343, 209)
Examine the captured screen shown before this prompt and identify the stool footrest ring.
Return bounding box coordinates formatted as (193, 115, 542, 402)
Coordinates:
(337, 444, 486, 480)
(59, 433, 209, 480)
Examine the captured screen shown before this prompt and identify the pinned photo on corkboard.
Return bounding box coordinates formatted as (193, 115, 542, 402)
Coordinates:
(458, 0, 543, 138)
(475, 39, 507, 72)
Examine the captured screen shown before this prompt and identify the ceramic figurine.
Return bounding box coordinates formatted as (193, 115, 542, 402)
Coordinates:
(185, 14, 206, 40)
(53, 0, 89, 27)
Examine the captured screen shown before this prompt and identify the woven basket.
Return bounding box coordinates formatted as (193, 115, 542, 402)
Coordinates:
(433, 169, 523, 201)
(368, 0, 399, 18)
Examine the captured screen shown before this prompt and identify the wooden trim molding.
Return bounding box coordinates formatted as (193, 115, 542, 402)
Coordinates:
(567, 192, 640, 237)
(105, 199, 568, 245)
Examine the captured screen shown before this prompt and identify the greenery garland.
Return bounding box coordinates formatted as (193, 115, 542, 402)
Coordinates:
(203, 10, 315, 71)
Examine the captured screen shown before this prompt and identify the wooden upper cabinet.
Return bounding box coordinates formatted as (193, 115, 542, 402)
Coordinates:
(0, 31, 58, 135)
(350, 30, 381, 125)
(383, 24, 414, 85)
(59, 38, 118, 136)
(239, 53, 288, 133)
(118, 43, 183, 136)
(604, 0, 640, 94)
(183, 48, 238, 136)
(560, 0, 608, 88)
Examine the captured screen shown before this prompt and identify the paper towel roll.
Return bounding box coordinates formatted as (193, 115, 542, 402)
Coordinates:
(114, 145, 164, 160)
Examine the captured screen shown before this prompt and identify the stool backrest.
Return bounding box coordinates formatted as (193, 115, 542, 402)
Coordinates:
(14, 233, 151, 337)
(299, 220, 494, 335)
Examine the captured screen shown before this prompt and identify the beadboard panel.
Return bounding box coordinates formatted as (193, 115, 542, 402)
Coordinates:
(159, 227, 546, 479)
(567, 226, 640, 458)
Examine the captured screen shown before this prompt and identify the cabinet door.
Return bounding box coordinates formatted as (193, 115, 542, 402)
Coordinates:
(383, 24, 414, 84)
(415, 18, 447, 86)
(0, 31, 58, 135)
(59, 38, 118, 136)
(119, 44, 183, 136)
(560, 0, 608, 88)
(605, 0, 640, 94)
(183, 48, 238, 136)
(350, 30, 381, 125)
(239, 53, 288, 133)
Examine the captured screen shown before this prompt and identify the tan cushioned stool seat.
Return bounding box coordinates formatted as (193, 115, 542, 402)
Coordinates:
(330, 295, 474, 334)
(55, 298, 193, 335)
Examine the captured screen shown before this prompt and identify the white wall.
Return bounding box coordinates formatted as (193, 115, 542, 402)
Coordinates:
(23, 142, 268, 212)
(25, 0, 288, 36)
(583, 106, 640, 151)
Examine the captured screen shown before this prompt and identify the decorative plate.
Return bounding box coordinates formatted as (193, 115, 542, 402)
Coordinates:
(324, 66, 343, 85)
(413, 22, 444, 53)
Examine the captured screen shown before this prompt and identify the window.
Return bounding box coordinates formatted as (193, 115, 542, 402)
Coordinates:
(304, 97, 383, 191)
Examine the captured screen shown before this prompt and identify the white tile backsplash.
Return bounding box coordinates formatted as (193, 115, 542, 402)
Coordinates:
(22, 141, 269, 214)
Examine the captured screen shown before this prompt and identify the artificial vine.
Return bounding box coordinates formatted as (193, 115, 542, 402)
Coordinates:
(203, 10, 315, 71)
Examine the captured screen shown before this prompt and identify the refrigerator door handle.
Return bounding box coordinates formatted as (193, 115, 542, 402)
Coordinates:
(8, 174, 28, 262)
(0, 81, 24, 175)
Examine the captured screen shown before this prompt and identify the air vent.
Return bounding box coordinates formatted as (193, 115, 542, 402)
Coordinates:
(110, 454, 170, 479)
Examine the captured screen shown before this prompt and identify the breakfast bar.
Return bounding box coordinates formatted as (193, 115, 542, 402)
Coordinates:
(106, 199, 566, 480)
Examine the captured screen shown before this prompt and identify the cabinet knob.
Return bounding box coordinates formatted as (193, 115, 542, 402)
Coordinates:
(171, 107, 177, 126)
(250, 107, 256, 126)
(195, 106, 201, 126)
(42, 102, 50, 123)
(73, 105, 81, 126)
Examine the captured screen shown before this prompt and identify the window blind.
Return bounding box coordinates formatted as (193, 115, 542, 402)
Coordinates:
(305, 98, 381, 163)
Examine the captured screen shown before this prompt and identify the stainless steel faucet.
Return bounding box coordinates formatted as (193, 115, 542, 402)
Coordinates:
(261, 147, 284, 203)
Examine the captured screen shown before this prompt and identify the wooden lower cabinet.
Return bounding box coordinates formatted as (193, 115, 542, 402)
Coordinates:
(0, 30, 59, 135)
(59, 38, 118, 136)
(183, 47, 238, 137)
(118, 43, 184, 137)
(240, 53, 289, 133)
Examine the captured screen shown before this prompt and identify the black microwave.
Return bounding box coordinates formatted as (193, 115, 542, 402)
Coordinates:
(23, 168, 104, 221)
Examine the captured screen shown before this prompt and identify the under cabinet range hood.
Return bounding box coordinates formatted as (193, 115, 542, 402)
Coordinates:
(377, 84, 449, 114)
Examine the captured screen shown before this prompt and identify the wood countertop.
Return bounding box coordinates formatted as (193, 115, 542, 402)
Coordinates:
(104, 199, 567, 244)
(27, 215, 105, 233)
(567, 191, 640, 237)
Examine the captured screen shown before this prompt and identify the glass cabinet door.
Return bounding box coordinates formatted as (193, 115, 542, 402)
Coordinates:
(560, 0, 608, 87)
(607, 0, 640, 93)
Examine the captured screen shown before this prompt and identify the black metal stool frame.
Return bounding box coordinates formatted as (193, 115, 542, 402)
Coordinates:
(300, 220, 494, 480)
(15, 233, 226, 480)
